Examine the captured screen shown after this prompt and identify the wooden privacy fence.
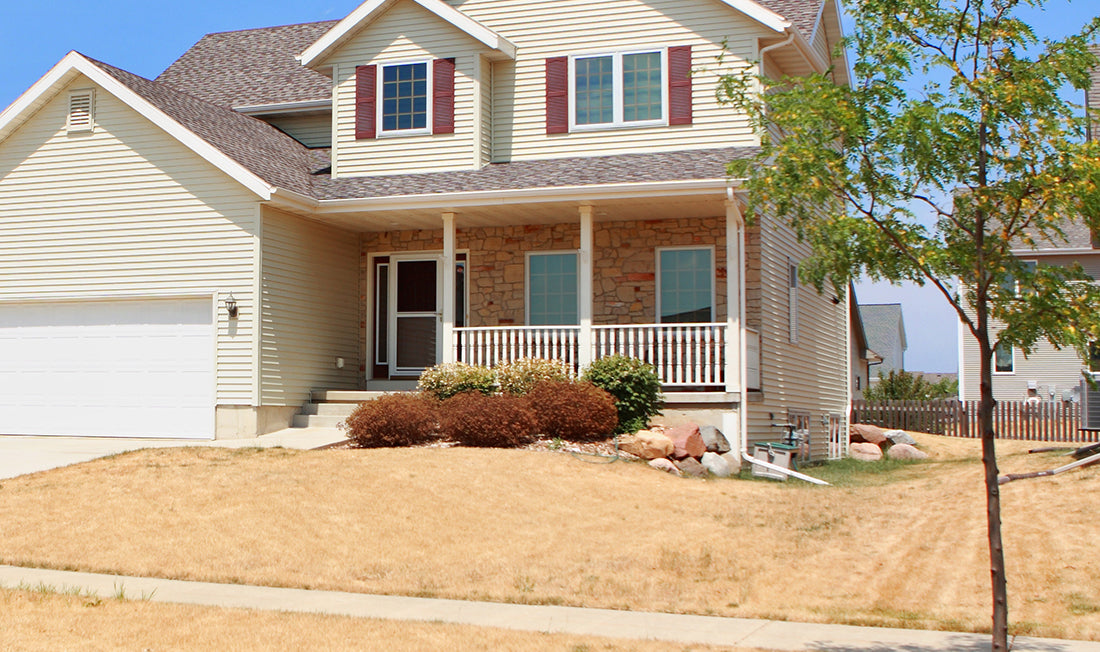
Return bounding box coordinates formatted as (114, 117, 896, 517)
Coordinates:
(851, 399, 1098, 443)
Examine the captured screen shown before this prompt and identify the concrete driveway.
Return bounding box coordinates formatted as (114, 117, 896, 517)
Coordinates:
(0, 428, 345, 481)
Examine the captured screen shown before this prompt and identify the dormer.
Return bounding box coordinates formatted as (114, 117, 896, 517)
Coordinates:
(299, 0, 515, 179)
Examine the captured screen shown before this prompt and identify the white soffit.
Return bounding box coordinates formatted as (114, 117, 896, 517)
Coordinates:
(299, 0, 518, 68)
(718, 0, 790, 33)
(0, 51, 274, 200)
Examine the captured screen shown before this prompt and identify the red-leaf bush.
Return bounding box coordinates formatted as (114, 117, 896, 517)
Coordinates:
(526, 380, 619, 441)
(440, 392, 537, 448)
(344, 393, 439, 448)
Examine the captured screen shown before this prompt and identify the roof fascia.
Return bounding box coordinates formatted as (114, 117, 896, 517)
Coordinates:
(717, 0, 789, 33)
(235, 99, 331, 115)
(1011, 247, 1100, 256)
(299, 0, 517, 68)
(0, 52, 274, 200)
(307, 179, 733, 213)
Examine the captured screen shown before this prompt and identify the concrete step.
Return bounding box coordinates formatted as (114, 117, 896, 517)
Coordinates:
(310, 390, 389, 403)
(292, 414, 347, 429)
(299, 402, 364, 417)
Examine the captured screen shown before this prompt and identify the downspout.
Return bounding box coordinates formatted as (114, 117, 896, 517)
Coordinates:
(757, 30, 796, 71)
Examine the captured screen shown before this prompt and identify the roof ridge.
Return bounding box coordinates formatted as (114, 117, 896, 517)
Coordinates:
(198, 19, 340, 38)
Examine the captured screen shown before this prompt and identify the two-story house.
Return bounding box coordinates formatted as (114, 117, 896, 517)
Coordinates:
(0, 0, 850, 460)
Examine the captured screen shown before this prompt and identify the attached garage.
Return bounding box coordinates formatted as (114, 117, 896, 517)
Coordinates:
(0, 298, 216, 439)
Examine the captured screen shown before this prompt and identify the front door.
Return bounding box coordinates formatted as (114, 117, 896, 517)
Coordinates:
(390, 256, 442, 377)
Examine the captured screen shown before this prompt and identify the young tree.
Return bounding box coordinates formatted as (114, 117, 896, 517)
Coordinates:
(863, 369, 958, 401)
(721, 1, 1100, 648)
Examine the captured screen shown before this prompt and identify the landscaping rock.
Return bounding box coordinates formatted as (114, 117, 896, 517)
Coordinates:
(700, 452, 732, 477)
(884, 429, 918, 447)
(649, 458, 682, 476)
(699, 425, 731, 454)
(620, 430, 675, 460)
(674, 456, 708, 478)
(667, 423, 706, 459)
(886, 443, 929, 461)
(720, 451, 743, 474)
(849, 442, 883, 461)
(850, 423, 887, 445)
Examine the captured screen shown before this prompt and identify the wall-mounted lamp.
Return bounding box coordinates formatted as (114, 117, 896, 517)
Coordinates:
(225, 292, 239, 319)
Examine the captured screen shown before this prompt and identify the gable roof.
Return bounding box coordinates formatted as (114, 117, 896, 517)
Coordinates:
(860, 304, 908, 354)
(299, 0, 517, 68)
(755, 0, 822, 39)
(157, 21, 338, 109)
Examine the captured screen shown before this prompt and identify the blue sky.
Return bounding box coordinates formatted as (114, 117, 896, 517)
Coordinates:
(1, 1, 1096, 374)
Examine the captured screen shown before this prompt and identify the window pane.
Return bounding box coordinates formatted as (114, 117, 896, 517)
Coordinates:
(529, 253, 578, 325)
(623, 52, 662, 122)
(381, 62, 427, 131)
(660, 249, 712, 323)
(995, 342, 1014, 373)
(575, 56, 614, 125)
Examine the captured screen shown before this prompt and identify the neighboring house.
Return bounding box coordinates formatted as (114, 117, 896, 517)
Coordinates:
(958, 44, 1100, 403)
(849, 286, 881, 399)
(0, 0, 851, 458)
(859, 303, 906, 381)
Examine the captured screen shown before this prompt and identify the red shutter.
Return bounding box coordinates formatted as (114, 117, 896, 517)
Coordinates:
(545, 56, 569, 135)
(355, 65, 377, 139)
(668, 45, 693, 126)
(433, 58, 456, 135)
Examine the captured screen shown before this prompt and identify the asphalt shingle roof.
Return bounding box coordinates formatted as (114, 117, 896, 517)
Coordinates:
(859, 304, 906, 356)
(156, 21, 338, 109)
(757, 0, 823, 40)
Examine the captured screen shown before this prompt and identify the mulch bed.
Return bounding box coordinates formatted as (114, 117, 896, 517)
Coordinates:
(317, 434, 639, 460)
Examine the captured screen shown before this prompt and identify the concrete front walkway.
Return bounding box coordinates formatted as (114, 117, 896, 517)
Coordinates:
(1, 566, 1096, 652)
(0, 427, 345, 480)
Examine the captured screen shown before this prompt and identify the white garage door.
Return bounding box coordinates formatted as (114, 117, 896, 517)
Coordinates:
(0, 298, 215, 439)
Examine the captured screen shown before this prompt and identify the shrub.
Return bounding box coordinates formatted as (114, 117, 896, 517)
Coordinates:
(417, 362, 497, 400)
(527, 380, 618, 441)
(582, 355, 664, 434)
(440, 392, 538, 448)
(344, 393, 439, 448)
(496, 357, 572, 395)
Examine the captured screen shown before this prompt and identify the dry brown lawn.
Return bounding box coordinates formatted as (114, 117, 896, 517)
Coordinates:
(0, 588, 744, 651)
(0, 433, 1097, 641)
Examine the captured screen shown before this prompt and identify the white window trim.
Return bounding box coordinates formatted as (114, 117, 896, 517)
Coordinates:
(568, 48, 668, 132)
(655, 246, 716, 324)
(377, 59, 433, 137)
(525, 250, 580, 326)
(788, 260, 799, 344)
(993, 341, 1015, 375)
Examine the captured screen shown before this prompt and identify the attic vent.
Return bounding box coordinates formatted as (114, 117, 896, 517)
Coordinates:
(67, 90, 95, 133)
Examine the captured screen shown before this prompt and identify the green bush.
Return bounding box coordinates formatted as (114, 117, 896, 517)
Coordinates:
(417, 362, 497, 400)
(527, 380, 618, 441)
(440, 392, 538, 448)
(496, 357, 572, 395)
(582, 355, 663, 434)
(344, 393, 439, 448)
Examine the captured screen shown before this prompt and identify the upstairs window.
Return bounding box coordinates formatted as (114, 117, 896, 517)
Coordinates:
(546, 46, 691, 134)
(994, 341, 1014, 374)
(381, 62, 429, 133)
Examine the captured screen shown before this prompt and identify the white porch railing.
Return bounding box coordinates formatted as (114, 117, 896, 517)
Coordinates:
(455, 325, 581, 368)
(455, 323, 739, 389)
(747, 327, 761, 391)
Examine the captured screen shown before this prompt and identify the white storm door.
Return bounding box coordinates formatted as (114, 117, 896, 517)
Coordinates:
(389, 256, 443, 376)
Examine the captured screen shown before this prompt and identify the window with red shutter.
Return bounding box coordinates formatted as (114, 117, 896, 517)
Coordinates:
(433, 58, 456, 134)
(545, 57, 569, 134)
(668, 45, 693, 126)
(355, 65, 377, 139)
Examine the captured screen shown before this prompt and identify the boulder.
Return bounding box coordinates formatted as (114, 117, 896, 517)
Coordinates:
(700, 452, 732, 477)
(667, 423, 707, 459)
(850, 423, 887, 445)
(884, 429, 918, 447)
(720, 451, 743, 474)
(620, 430, 675, 460)
(699, 425, 731, 454)
(849, 442, 883, 461)
(649, 458, 682, 476)
(886, 443, 929, 461)
(674, 457, 708, 478)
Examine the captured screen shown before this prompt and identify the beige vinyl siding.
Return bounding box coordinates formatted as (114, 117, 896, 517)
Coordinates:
(324, 0, 488, 177)
(480, 55, 493, 166)
(449, 0, 761, 161)
(959, 252, 1100, 401)
(264, 112, 333, 148)
(0, 75, 260, 405)
(745, 210, 849, 461)
(259, 207, 361, 405)
(810, 28, 830, 63)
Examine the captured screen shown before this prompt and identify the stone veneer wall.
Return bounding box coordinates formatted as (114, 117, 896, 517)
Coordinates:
(359, 216, 733, 369)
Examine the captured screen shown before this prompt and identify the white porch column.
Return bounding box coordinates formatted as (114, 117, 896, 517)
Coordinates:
(725, 200, 744, 394)
(578, 204, 595, 370)
(442, 211, 457, 364)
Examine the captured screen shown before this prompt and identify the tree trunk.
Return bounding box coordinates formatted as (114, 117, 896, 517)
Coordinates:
(977, 331, 1009, 650)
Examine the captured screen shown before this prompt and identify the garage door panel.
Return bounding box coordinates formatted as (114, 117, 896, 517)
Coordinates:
(0, 299, 215, 439)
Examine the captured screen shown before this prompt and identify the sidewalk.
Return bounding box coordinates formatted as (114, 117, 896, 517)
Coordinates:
(2, 565, 1097, 651)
